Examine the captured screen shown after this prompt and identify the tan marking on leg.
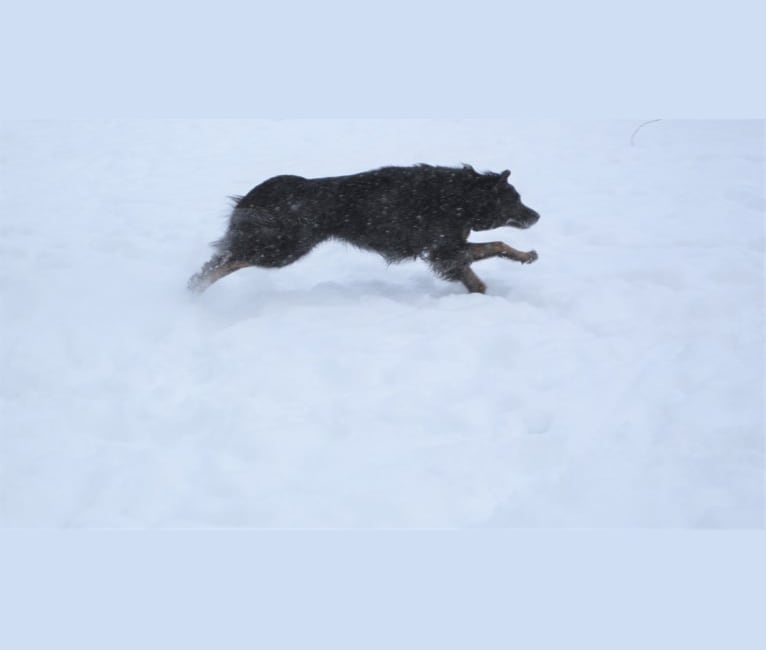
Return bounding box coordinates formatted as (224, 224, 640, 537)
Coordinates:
(468, 242, 538, 264)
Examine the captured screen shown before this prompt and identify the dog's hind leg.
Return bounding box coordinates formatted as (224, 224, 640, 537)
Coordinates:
(187, 254, 251, 293)
(468, 242, 538, 264)
(187, 234, 321, 293)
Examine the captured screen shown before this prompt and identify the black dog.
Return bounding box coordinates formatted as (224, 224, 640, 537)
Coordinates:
(188, 164, 540, 294)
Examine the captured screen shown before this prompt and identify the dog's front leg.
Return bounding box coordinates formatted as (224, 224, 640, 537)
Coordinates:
(459, 266, 487, 294)
(468, 242, 538, 264)
(426, 245, 487, 293)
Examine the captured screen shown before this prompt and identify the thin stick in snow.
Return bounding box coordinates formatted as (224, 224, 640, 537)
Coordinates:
(630, 119, 662, 146)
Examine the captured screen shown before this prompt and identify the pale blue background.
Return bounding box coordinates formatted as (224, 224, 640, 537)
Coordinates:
(1, 0, 764, 118)
(1, 0, 764, 647)
(0, 531, 765, 649)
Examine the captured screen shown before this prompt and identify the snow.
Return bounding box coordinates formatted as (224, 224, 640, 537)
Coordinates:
(0, 119, 762, 527)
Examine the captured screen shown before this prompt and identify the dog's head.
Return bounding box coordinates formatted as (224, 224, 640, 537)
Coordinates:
(470, 168, 541, 231)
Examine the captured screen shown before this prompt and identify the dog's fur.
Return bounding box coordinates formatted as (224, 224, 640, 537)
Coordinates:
(188, 164, 540, 294)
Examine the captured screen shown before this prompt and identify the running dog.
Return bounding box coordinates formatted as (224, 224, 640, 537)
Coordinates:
(188, 164, 540, 294)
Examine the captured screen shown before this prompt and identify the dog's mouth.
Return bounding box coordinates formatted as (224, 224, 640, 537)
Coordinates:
(507, 209, 540, 229)
(507, 219, 534, 229)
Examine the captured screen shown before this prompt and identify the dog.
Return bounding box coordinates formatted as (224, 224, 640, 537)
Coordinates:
(188, 164, 540, 294)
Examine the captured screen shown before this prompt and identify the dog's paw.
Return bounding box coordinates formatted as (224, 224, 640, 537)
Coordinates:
(522, 250, 538, 264)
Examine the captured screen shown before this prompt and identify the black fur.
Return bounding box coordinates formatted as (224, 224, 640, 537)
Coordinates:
(188, 164, 540, 294)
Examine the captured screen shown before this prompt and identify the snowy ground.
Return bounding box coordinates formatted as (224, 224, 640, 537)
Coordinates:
(0, 119, 763, 527)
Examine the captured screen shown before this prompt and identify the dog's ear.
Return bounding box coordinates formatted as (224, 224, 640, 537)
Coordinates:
(496, 169, 511, 187)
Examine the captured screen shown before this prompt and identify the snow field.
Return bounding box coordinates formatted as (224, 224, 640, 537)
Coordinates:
(0, 119, 762, 526)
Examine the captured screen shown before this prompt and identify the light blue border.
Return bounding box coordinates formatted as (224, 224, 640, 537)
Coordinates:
(2, 1, 764, 118)
(0, 531, 764, 648)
